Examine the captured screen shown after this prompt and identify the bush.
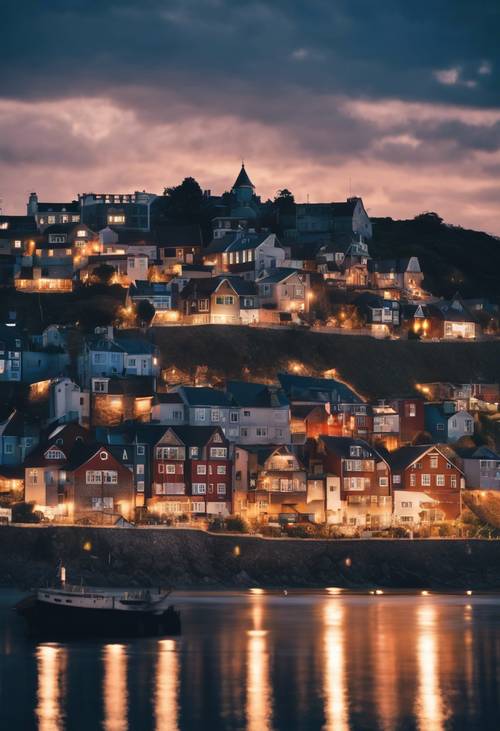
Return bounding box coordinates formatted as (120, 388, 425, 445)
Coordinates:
(208, 517, 225, 532)
(225, 516, 249, 533)
(11, 502, 41, 524)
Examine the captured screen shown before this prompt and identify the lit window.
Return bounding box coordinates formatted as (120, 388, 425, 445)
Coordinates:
(14, 240, 21, 248)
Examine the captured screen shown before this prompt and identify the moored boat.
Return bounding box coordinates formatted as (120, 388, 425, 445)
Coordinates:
(16, 569, 181, 639)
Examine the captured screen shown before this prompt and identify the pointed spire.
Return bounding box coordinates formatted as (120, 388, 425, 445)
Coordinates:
(232, 163, 255, 190)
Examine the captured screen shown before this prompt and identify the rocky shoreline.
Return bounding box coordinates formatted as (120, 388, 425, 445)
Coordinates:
(2, 526, 500, 590)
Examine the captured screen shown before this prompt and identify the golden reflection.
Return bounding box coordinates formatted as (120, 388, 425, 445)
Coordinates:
(246, 596, 271, 731)
(103, 644, 128, 731)
(36, 643, 66, 731)
(323, 602, 349, 731)
(155, 639, 179, 731)
(374, 603, 397, 731)
(416, 605, 446, 731)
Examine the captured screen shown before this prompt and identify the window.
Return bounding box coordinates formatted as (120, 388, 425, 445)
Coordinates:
(166, 464, 176, 474)
(103, 470, 117, 484)
(256, 427, 267, 437)
(393, 475, 401, 484)
(451, 476, 457, 488)
(349, 446, 362, 457)
(14, 240, 21, 249)
(401, 501, 413, 508)
(137, 480, 145, 492)
(410, 474, 416, 487)
(4, 443, 14, 454)
(99, 451, 108, 461)
(137, 446, 145, 455)
(77, 230, 87, 237)
(93, 380, 107, 392)
(379, 477, 388, 487)
(108, 215, 125, 224)
(217, 465, 226, 475)
(136, 464, 144, 475)
(157, 446, 183, 459)
(195, 408, 206, 422)
(198, 299, 209, 312)
(230, 412, 239, 423)
(86, 471, 102, 484)
(197, 464, 207, 475)
(158, 464, 164, 474)
(436, 423, 445, 431)
(91, 497, 113, 510)
(45, 449, 64, 460)
(173, 410, 183, 421)
(210, 447, 227, 458)
(240, 428, 248, 437)
(421, 474, 431, 487)
(217, 483, 226, 495)
(191, 502, 205, 513)
(93, 353, 106, 365)
(192, 483, 207, 495)
(190, 447, 199, 458)
(215, 295, 234, 305)
(430, 455, 438, 469)
(211, 409, 220, 422)
(436, 474, 445, 486)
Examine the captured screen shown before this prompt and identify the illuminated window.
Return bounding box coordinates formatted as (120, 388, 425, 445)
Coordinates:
(14, 240, 21, 248)
(108, 215, 126, 224)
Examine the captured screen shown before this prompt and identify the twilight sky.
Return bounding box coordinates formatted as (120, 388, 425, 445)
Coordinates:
(2, 0, 500, 233)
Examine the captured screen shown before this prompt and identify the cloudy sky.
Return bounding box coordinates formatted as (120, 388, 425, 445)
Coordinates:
(2, 0, 499, 232)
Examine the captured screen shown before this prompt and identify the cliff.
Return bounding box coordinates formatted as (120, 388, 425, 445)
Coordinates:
(2, 526, 500, 590)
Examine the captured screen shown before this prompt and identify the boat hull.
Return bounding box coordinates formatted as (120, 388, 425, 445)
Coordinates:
(16, 596, 181, 639)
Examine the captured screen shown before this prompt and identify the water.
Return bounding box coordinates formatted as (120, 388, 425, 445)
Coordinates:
(1, 589, 499, 730)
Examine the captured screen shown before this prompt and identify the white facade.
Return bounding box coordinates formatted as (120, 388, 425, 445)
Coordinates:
(448, 410, 474, 442)
(238, 406, 291, 445)
(50, 378, 89, 425)
(393, 491, 437, 525)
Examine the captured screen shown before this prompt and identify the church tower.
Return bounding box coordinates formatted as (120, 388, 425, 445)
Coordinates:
(231, 163, 255, 205)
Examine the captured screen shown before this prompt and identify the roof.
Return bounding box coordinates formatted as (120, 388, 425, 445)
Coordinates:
(44, 223, 92, 235)
(180, 276, 257, 299)
(133, 424, 225, 448)
(107, 227, 156, 245)
(387, 445, 456, 472)
(130, 281, 172, 297)
(155, 392, 184, 405)
(226, 381, 289, 408)
(37, 201, 80, 213)
(331, 200, 358, 217)
(290, 404, 325, 419)
(456, 446, 500, 460)
(230, 206, 257, 219)
(278, 373, 363, 405)
(204, 231, 270, 255)
(178, 386, 234, 407)
(100, 376, 155, 396)
(319, 436, 385, 461)
(232, 164, 255, 190)
(238, 444, 300, 467)
(257, 267, 304, 285)
(368, 258, 412, 274)
(0, 215, 37, 232)
(114, 335, 157, 355)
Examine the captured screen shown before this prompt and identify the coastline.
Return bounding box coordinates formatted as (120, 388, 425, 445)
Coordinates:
(2, 525, 500, 591)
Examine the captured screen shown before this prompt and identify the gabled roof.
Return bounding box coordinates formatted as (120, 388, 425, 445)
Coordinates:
(232, 164, 255, 190)
(368, 258, 413, 274)
(155, 392, 184, 405)
(239, 444, 301, 468)
(180, 276, 257, 299)
(204, 231, 270, 255)
(387, 444, 448, 472)
(257, 267, 304, 285)
(133, 424, 226, 449)
(178, 386, 235, 407)
(226, 381, 289, 408)
(107, 227, 156, 244)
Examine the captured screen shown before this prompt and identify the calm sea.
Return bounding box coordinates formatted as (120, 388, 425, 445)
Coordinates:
(1, 589, 499, 730)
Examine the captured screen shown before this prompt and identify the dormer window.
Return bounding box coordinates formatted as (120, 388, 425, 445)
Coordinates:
(349, 446, 362, 457)
(100, 451, 109, 461)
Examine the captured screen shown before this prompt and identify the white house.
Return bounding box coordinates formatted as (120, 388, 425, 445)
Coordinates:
(393, 490, 439, 526)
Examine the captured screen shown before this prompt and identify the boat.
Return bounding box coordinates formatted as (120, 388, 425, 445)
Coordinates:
(16, 567, 181, 639)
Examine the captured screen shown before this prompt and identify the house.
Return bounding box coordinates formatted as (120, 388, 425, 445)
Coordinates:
(78, 328, 160, 387)
(203, 231, 286, 281)
(49, 378, 89, 427)
(312, 437, 392, 530)
(151, 392, 186, 424)
(96, 424, 152, 507)
(388, 445, 464, 520)
(393, 490, 439, 527)
(235, 445, 308, 523)
(82, 253, 150, 286)
(225, 381, 290, 445)
(290, 404, 330, 444)
(79, 191, 157, 230)
(27, 193, 80, 230)
(369, 257, 424, 297)
(0, 410, 39, 466)
(424, 403, 474, 443)
(370, 402, 400, 451)
(0, 326, 23, 381)
(155, 224, 203, 274)
(256, 268, 310, 317)
(294, 198, 372, 242)
(353, 293, 400, 337)
(0, 215, 38, 260)
(89, 376, 154, 427)
(278, 372, 364, 410)
(148, 425, 232, 517)
(391, 398, 425, 444)
(211, 164, 263, 238)
(174, 386, 240, 440)
(457, 446, 500, 491)
(129, 281, 179, 324)
(404, 296, 479, 340)
(180, 276, 259, 325)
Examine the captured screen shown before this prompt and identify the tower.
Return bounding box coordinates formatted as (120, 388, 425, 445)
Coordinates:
(27, 192, 38, 216)
(231, 163, 255, 205)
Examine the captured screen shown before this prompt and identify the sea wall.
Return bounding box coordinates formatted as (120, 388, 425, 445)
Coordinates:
(1, 526, 500, 590)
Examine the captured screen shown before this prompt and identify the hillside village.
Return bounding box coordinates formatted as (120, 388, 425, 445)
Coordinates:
(0, 165, 499, 534)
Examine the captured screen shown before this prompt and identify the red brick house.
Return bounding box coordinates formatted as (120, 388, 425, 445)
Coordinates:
(310, 437, 392, 530)
(149, 425, 232, 517)
(388, 445, 464, 520)
(391, 398, 425, 444)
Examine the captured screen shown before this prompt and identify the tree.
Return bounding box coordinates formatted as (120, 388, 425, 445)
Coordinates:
(91, 264, 116, 286)
(163, 177, 204, 222)
(274, 188, 295, 214)
(136, 299, 156, 326)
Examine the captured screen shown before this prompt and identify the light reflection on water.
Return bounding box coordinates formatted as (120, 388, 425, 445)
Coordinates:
(1, 590, 500, 730)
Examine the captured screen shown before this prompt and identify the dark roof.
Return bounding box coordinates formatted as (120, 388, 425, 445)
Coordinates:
(368, 258, 412, 274)
(232, 164, 255, 190)
(155, 392, 184, 404)
(114, 334, 157, 355)
(290, 404, 324, 419)
(257, 267, 304, 285)
(180, 276, 257, 299)
(278, 373, 363, 405)
(331, 200, 358, 217)
(130, 281, 172, 297)
(44, 223, 90, 235)
(155, 224, 203, 247)
(387, 445, 436, 472)
(0, 215, 37, 232)
(37, 201, 80, 213)
(179, 386, 234, 407)
(204, 231, 270, 255)
(107, 227, 156, 244)
(455, 446, 500, 460)
(0, 409, 38, 437)
(434, 295, 476, 323)
(226, 381, 289, 408)
(133, 424, 225, 448)
(319, 436, 385, 461)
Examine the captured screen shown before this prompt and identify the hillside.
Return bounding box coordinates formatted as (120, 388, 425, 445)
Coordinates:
(151, 326, 500, 400)
(371, 213, 500, 302)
